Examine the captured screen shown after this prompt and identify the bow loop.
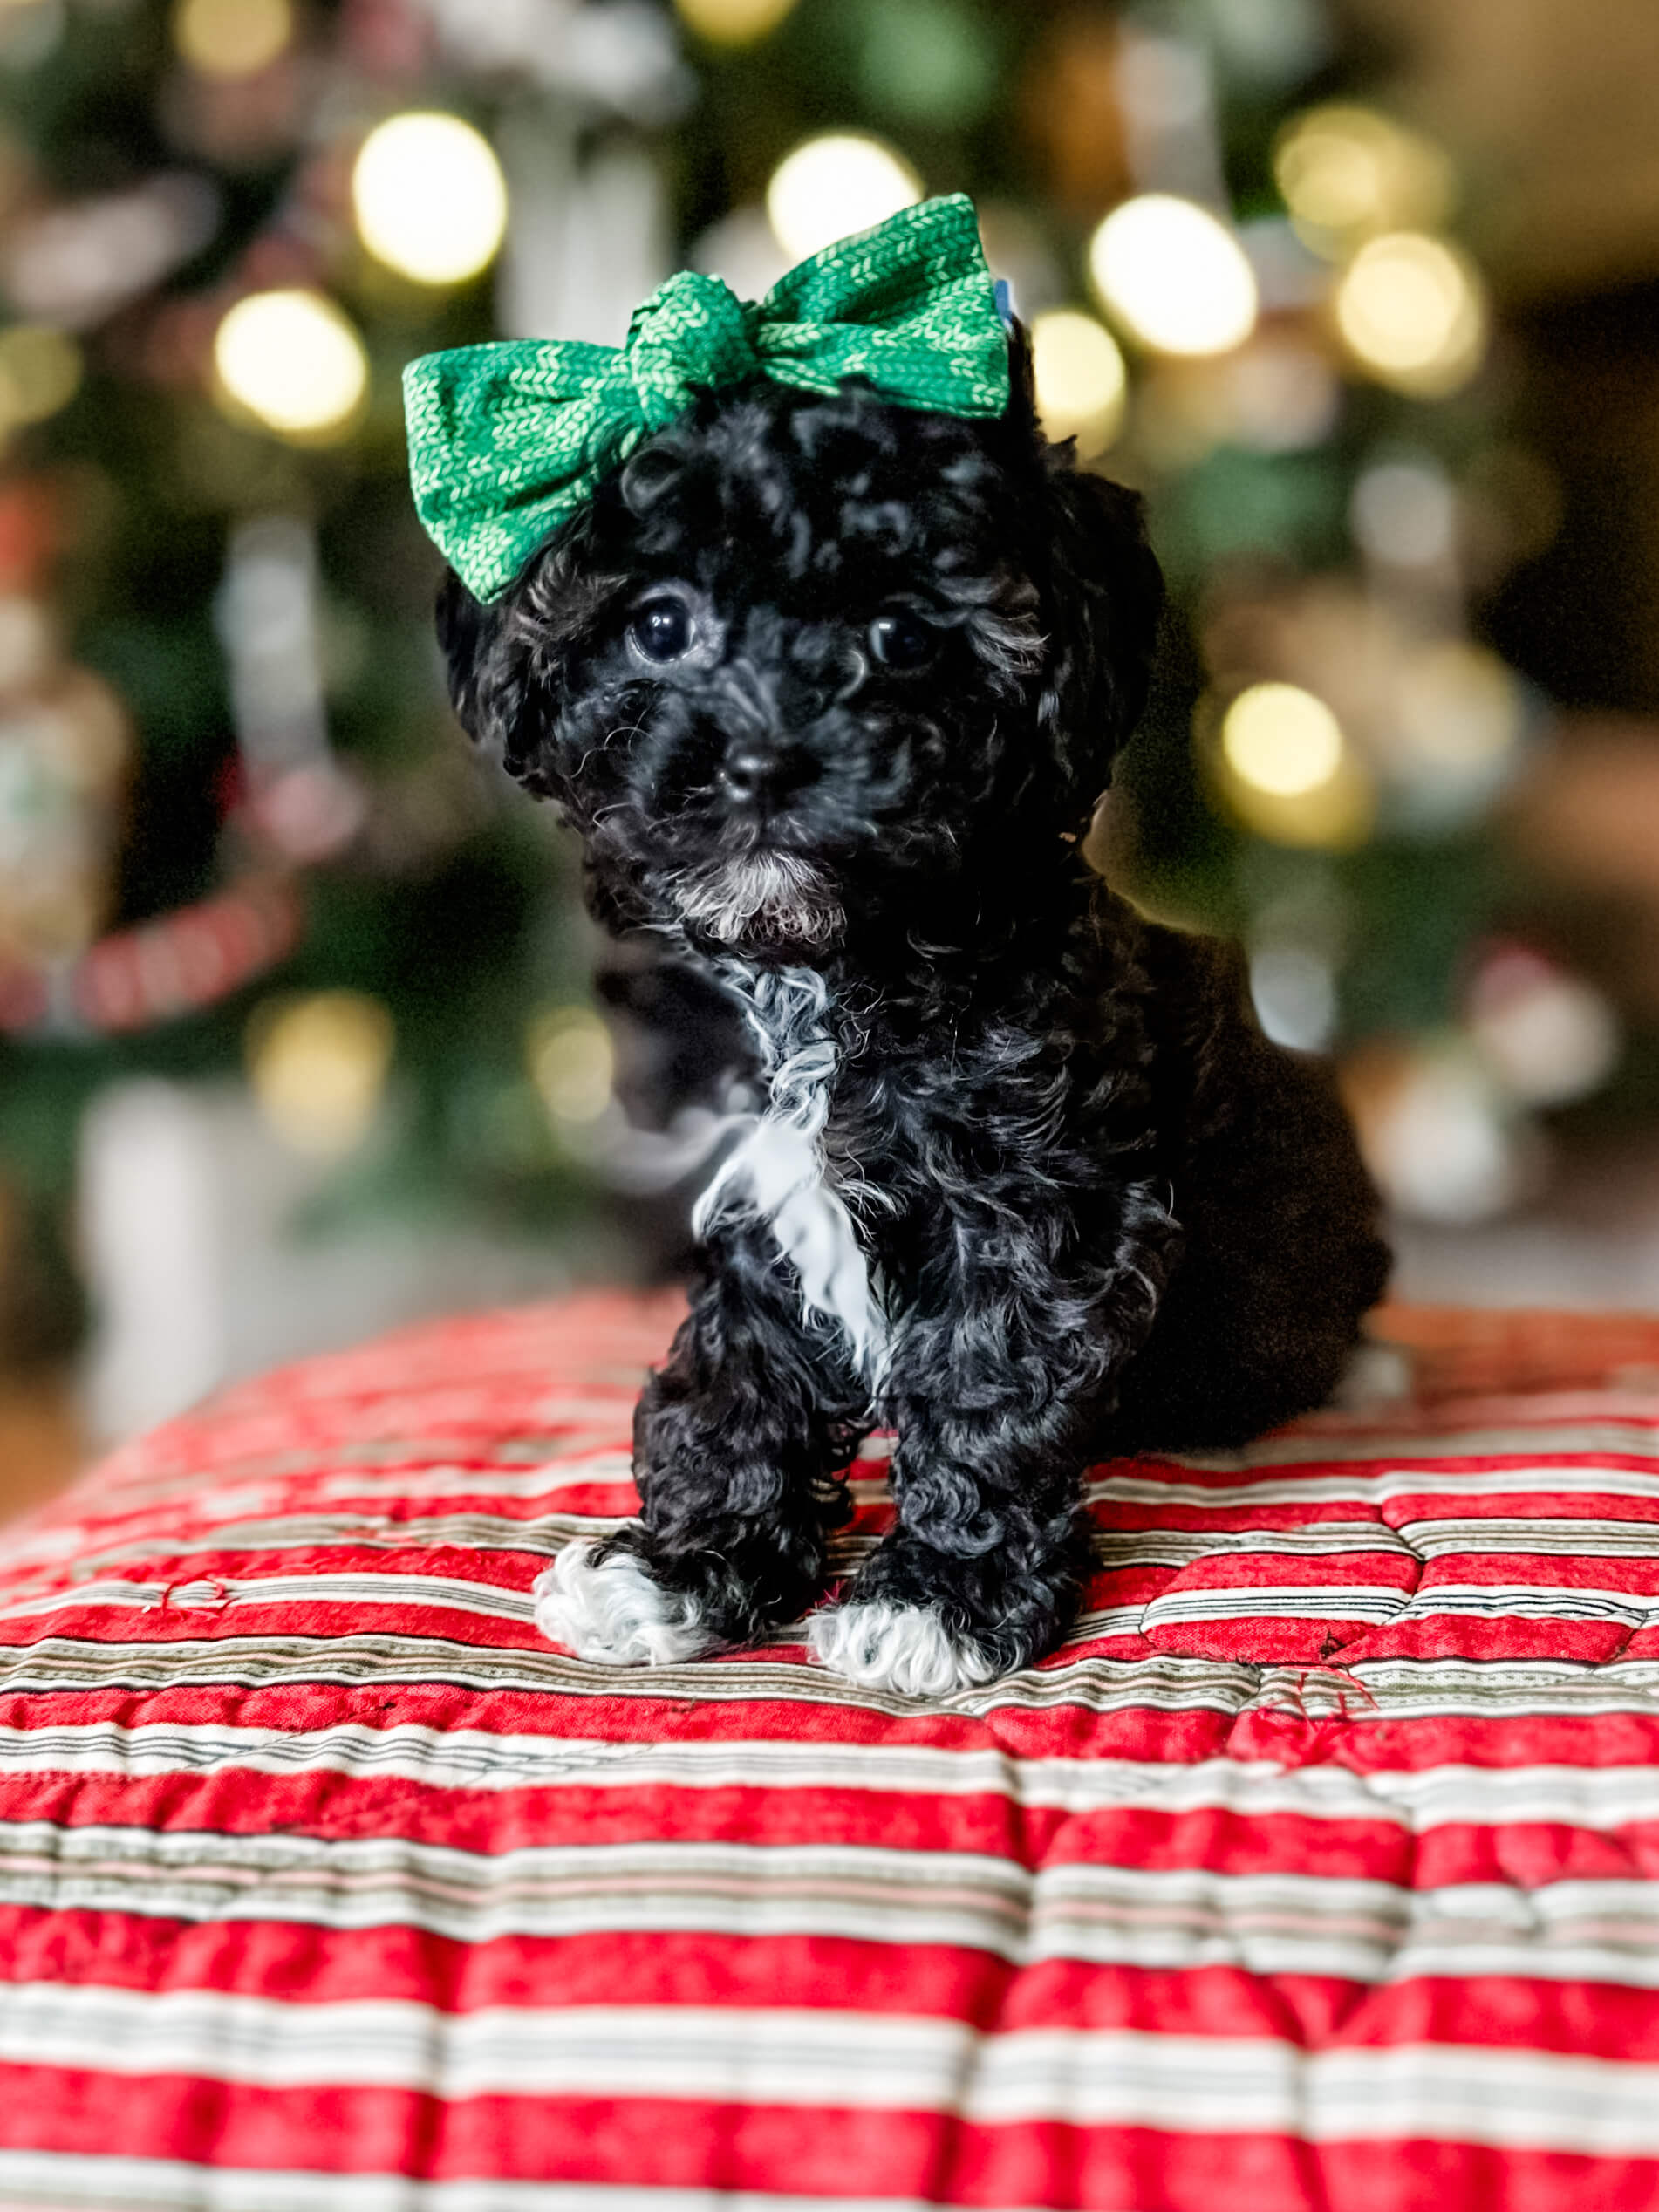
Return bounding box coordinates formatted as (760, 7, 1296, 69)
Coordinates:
(623, 270, 760, 431)
(405, 195, 1009, 602)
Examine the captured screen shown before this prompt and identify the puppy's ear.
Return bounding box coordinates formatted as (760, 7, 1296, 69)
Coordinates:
(1036, 468, 1165, 808)
(434, 559, 565, 799)
(1003, 314, 1039, 430)
(435, 509, 624, 795)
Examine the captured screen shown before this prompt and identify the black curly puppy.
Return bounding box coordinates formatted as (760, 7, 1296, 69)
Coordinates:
(437, 327, 1390, 1697)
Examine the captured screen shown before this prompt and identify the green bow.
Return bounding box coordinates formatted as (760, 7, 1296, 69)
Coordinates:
(402, 194, 1008, 603)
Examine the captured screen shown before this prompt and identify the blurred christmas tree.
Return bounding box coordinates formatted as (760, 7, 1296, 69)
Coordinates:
(0, 0, 692, 1377)
(0, 0, 1632, 1383)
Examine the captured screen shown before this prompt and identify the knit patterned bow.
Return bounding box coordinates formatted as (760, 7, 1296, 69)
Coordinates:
(402, 194, 1008, 603)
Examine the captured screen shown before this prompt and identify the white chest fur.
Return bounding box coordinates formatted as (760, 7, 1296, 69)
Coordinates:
(692, 962, 886, 1382)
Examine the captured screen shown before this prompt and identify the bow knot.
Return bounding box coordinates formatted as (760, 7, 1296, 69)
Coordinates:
(404, 195, 1009, 603)
(623, 270, 759, 431)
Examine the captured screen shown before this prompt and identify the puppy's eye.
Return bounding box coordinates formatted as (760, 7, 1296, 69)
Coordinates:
(868, 608, 937, 671)
(630, 597, 694, 663)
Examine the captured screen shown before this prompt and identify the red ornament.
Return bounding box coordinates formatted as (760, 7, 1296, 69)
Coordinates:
(1, 877, 304, 1039)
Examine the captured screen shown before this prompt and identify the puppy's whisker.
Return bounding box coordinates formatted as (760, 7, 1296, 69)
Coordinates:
(575, 721, 647, 778)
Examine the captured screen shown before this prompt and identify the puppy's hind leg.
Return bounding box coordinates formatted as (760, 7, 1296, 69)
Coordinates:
(536, 1222, 866, 1664)
(1106, 1039, 1389, 1453)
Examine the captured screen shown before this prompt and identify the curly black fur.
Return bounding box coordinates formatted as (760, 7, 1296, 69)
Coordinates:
(436, 330, 1390, 1689)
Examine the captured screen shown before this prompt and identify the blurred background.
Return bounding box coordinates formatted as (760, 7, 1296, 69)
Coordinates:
(0, 0, 1657, 1502)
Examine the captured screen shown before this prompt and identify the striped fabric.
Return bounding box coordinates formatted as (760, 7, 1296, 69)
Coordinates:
(3, 1296, 1659, 2209)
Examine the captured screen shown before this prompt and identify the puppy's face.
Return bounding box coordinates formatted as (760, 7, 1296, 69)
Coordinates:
(440, 361, 1162, 955)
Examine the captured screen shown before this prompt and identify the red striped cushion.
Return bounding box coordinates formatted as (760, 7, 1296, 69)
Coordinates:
(1, 1293, 1658, 2209)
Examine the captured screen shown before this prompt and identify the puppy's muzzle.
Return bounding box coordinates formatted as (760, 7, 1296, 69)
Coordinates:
(719, 740, 823, 812)
(670, 850, 845, 948)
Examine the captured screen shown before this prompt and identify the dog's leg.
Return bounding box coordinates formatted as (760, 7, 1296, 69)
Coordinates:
(810, 1191, 1173, 1696)
(807, 1348, 1087, 1695)
(536, 1223, 865, 1664)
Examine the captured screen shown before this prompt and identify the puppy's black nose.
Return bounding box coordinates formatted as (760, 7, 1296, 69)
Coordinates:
(720, 743, 821, 807)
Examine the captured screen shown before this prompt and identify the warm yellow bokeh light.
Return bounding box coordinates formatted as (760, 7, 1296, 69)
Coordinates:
(0, 325, 81, 434)
(352, 113, 509, 288)
(1222, 682, 1344, 796)
(173, 0, 293, 79)
(673, 0, 798, 44)
(246, 992, 395, 1159)
(766, 133, 923, 263)
(1031, 310, 1127, 458)
(1334, 232, 1487, 398)
(1395, 640, 1524, 772)
(213, 289, 369, 441)
(1088, 195, 1258, 358)
(528, 1008, 615, 1127)
(1273, 104, 1455, 253)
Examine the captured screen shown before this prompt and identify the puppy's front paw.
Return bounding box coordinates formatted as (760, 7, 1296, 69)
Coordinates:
(534, 1537, 717, 1666)
(808, 1600, 1000, 1697)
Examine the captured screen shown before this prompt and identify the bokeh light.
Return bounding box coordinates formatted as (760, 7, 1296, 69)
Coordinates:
(1345, 1039, 1527, 1225)
(1209, 682, 1374, 848)
(0, 325, 80, 435)
(1273, 103, 1455, 254)
(1087, 195, 1258, 357)
(1394, 640, 1524, 777)
(853, 0, 998, 129)
(1221, 337, 1341, 453)
(172, 0, 293, 79)
(1334, 232, 1487, 397)
(1249, 941, 1337, 1053)
(1349, 456, 1457, 567)
(0, 597, 55, 693)
(765, 133, 922, 263)
(213, 289, 369, 441)
(528, 1008, 615, 1128)
(672, 0, 798, 45)
(352, 113, 509, 287)
(1223, 681, 1343, 795)
(1467, 946, 1620, 1110)
(246, 992, 395, 1159)
(1030, 310, 1127, 458)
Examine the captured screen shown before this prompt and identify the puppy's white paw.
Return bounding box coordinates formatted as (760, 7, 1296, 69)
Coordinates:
(534, 1538, 716, 1666)
(808, 1599, 1000, 1697)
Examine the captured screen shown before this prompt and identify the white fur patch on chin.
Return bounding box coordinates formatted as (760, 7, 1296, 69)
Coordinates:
(808, 1600, 1000, 1697)
(671, 853, 844, 949)
(533, 1538, 716, 1666)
